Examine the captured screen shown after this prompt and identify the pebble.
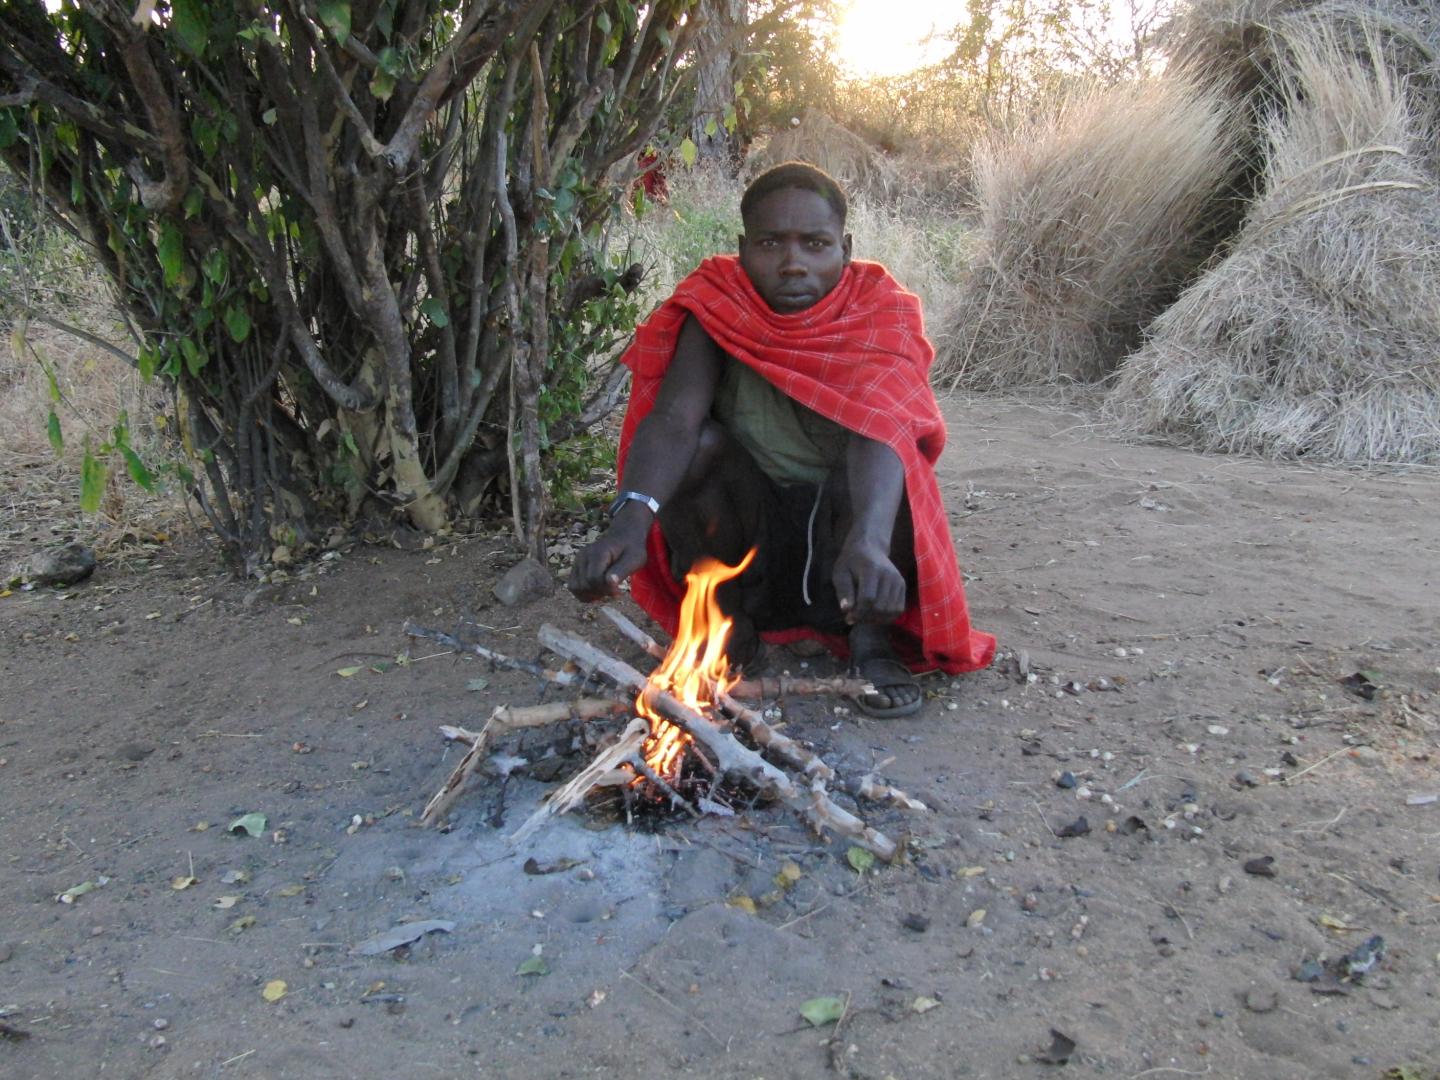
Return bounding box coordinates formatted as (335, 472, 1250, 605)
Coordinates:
(1113, 647, 1128, 658)
(1244, 988, 1278, 1013)
(1234, 768, 1260, 788)
(152, 1018, 169, 1031)
(0, 944, 13, 964)
(148, 1035, 167, 1050)
(1056, 771, 1077, 789)
(901, 913, 930, 933)
(1243, 856, 1277, 877)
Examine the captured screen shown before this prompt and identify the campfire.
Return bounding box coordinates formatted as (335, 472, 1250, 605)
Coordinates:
(407, 553, 926, 862)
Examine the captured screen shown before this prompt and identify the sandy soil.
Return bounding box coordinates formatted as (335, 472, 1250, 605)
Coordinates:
(2, 395, 1438, 1080)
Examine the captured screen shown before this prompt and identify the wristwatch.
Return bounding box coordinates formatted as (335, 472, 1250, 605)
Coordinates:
(608, 490, 660, 518)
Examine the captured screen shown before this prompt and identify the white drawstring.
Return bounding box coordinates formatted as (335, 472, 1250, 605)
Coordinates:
(801, 485, 823, 607)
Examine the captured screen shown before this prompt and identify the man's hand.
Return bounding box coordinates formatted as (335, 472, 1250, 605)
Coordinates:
(832, 536, 906, 625)
(568, 515, 651, 601)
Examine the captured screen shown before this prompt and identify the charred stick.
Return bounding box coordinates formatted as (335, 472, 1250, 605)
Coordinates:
(538, 623, 899, 860)
(627, 755, 701, 818)
(600, 605, 664, 660)
(423, 699, 628, 826)
(404, 621, 602, 690)
(717, 692, 835, 783)
(510, 719, 649, 844)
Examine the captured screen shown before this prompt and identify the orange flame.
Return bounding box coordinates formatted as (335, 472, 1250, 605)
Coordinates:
(636, 549, 756, 786)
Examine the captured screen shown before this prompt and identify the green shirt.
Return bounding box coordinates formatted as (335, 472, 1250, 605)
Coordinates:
(712, 358, 849, 486)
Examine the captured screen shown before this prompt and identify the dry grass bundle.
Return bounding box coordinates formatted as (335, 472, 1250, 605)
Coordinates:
(747, 109, 903, 205)
(1105, 29, 1440, 463)
(934, 75, 1242, 388)
(1161, 0, 1440, 175)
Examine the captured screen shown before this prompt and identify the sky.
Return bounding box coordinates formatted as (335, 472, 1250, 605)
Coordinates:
(831, 0, 956, 79)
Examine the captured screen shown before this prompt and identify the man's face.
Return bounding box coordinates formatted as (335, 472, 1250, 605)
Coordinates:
(738, 187, 851, 314)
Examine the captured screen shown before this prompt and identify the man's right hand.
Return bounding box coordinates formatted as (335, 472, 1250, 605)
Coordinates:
(567, 516, 651, 601)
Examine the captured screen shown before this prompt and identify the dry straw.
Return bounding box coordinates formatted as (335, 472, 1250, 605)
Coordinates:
(934, 75, 1243, 388)
(1105, 25, 1440, 463)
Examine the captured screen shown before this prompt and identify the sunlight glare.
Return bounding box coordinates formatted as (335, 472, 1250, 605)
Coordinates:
(832, 0, 953, 79)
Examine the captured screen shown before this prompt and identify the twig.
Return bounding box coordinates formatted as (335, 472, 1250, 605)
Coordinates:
(220, 1050, 257, 1068)
(1032, 799, 1058, 838)
(620, 969, 728, 1050)
(1280, 747, 1349, 787)
(1130, 1067, 1212, 1078)
(404, 622, 584, 686)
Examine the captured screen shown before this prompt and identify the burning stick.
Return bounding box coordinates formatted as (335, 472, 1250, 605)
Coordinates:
(600, 605, 876, 700)
(422, 698, 626, 826)
(538, 622, 904, 861)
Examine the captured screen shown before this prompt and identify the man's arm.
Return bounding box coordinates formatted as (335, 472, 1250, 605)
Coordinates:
(569, 315, 725, 600)
(832, 434, 908, 625)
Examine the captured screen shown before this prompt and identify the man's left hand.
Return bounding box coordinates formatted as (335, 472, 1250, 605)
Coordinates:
(832, 538, 906, 625)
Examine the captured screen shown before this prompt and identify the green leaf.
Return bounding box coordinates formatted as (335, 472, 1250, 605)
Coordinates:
(515, 956, 549, 977)
(157, 223, 184, 289)
(228, 812, 267, 837)
(317, 0, 351, 44)
(121, 447, 157, 493)
(179, 336, 206, 376)
(678, 137, 697, 168)
(0, 110, 18, 150)
(224, 304, 252, 343)
(201, 248, 228, 284)
(846, 846, 875, 874)
(43, 363, 60, 403)
(183, 187, 203, 219)
(261, 107, 277, 126)
(46, 410, 63, 455)
(80, 440, 106, 514)
(466, 677, 489, 692)
(370, 69, 397, 101)
(419, 296, 450, 328)
(723, 104, 738, 133)
(595, 10, 612, 33)
(799, 996, 845, 1027)
(335, 666, 362, 677)
(138, 345, 160, 383)
(171, 0, 209, 54)
(703, 117, 718, 138)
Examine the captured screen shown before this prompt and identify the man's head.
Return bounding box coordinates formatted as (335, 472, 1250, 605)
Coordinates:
(738, 162, 851, 314)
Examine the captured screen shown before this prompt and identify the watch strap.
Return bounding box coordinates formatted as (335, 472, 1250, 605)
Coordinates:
(608, 490, 660, 517)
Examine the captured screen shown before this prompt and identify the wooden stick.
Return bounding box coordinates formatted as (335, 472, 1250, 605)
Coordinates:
(404, 622, 586, 687)
(510, 719, 649, 843)
(601, 606, 664, 659)
(599, 606, 874, 699)
(539, 623, 901, 860)
(422, 698, 628, 825)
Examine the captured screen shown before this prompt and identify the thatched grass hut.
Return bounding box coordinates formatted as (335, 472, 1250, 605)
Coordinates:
(942, 0, 1440, 464)
(933, 76, 1243, 388)
(1105, 27, 1440, 461)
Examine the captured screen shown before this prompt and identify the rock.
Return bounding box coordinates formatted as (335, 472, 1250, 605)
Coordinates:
(493, 557, 555, 607)
(1234, 768, 1261, 788)
(17, 542, 96, 588)
(1244, 987, 1279, 1013)
(116, 742, 154, 762)
(0, 943, 13, 963)
(1243, 855, 1277, 877)
(1056, 771, 1077, 789)
(901, 912, 930, 933)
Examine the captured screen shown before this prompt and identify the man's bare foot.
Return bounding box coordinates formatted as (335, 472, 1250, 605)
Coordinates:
(847, 624, 923, 718)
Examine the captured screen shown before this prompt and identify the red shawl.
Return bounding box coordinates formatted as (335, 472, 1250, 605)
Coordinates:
(617, 255, 995, 675)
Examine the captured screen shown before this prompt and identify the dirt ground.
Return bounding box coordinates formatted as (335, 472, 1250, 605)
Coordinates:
(2, 395, 1438, 1080)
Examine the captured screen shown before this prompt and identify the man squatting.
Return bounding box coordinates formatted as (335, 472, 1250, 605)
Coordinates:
(569, 162, 995, 716)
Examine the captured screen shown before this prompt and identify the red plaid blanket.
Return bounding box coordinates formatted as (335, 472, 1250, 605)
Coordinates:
(617, 254, 995, 674)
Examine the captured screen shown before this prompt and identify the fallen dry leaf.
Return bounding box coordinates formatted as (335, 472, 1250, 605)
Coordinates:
(170, 875, 198, 891)
(262, 979, 287, 1002)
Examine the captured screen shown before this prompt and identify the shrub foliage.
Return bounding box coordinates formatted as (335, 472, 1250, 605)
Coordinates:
(0, 0, 711, 570)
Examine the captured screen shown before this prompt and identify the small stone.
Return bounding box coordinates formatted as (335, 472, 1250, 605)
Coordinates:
(1244, 988, 1278, 1013)
(117, 742, 154, 762)
(1217, 875, 1234, 895)
(901, 912, 930, 933)
(1234, 769, 1260, 788)
(1021, 893, 1039, 912)
(148, 1035, 167, 1050)
(492, 557, 555, 607)
(1113, 647, 1128, 658)
(16, 542, 97, 587)
(152, 1018, 169, 1031)
(0, 943, 13, 963)
(1243, 855, 1277, 877)
(1349, 746, 1383, 768)
(1056, 771, 1077, 789)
